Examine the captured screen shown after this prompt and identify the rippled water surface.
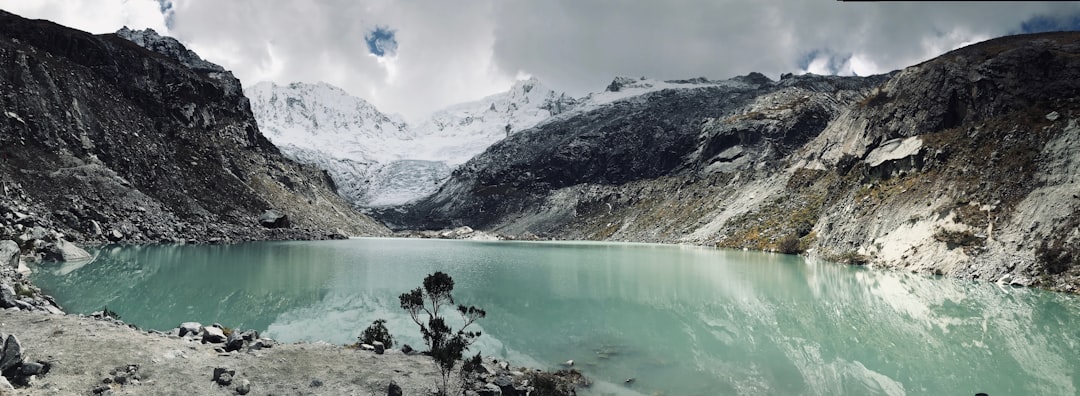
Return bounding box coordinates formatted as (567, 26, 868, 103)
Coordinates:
(31, 238, 1080, 395)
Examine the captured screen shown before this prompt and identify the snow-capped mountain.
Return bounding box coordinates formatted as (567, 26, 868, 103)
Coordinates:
(246, 81, 412, 162)
(244, 75, 740, 208)
(411, 77, 578, 165)
(245, 78, 577, 207)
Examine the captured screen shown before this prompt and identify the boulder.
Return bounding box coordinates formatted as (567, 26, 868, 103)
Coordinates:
(0, 240, 19, 268)
(43, 239, 92, 262)
(18, 361, 44, 376)
(478, 383, 502, 396)
(202, 326, 227, 343)
(372, 341, 385, 354)
(0, 334, 23, 372)
(0, 283, 16, 309)
(239, 330, 259, 342)
(387, 381, 403, 396)
(179, 322, 203, 337)
(0, 376, 12, 390)
(493, 375, 515, 396)
(400, 344, 414, 355)
(212, 367, 235, 386)
(248, 339, 274, 351)
(27, 226, 48, 241)
(224, 332, 244, 352)
(359, 343, 375, 351)
(235, 378, 251, 395)
(258, 210, 289, 228)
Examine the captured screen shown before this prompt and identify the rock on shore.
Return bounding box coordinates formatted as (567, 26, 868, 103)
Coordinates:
(0, 310, 461, 395)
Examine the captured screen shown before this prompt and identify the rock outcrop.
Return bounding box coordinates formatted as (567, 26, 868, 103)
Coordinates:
(0, 11, 388, 247)
(377, 32, 1080, 292)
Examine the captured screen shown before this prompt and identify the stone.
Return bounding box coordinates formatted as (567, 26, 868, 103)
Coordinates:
(0, 334, 22, 372)
(27, 226, 48, 241)
(43, 239, 92, 262)
(0, 283, 16, 309)
(213, 367, 236, 386)
(0, 376, 13, 390)
(562, 359, 574, 367)
(359, 343, 375, 351)
(108, 229, 124, 241)
(18, 361, 44, 376)
(997, 273, 1013, 285)
(239, 330, 259, 341)
(400, 344, 414, 354)
(202, 326, 227, 343)
(0, 240, 19, 268)
(372, 341, 385, 354)
(224, 332, 245, 352)
(235, 379, 251, 395)
(258, 210, 289, 228)
(387, 381, 403, 396)
(493, 375, 515, 395)
(1046, 111, 1061, 121)
(478, 383, 502, 396)
(179, 322, 203, 337)
(248, 339, 274, 351)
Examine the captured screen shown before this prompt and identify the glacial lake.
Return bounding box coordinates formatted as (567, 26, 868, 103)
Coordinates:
(30, 238, 1080, 395)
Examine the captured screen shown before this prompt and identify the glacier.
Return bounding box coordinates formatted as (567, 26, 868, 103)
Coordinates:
(246, 76, 735, 208)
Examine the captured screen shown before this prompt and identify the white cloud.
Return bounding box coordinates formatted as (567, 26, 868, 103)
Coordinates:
(1, 0, 1078, 120)
(0, 0, 168, 34)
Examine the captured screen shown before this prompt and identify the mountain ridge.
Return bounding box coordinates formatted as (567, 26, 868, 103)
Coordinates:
(376, 32, 1080, 292)
(0, 10, 388, 251)
(244, 76, 580, 207)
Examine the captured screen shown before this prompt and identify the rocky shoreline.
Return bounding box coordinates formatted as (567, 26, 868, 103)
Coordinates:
(0, 239, 588, 395)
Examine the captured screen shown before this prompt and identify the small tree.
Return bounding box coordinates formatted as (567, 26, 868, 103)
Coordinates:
(359, 318, 394, 348)
(399, 272, 486, 395)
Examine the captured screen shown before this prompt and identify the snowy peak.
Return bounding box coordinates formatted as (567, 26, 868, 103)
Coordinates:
(245, 81, 411, 159)
(422, 76, 577, 137)
(403, 77, 579, 166)
(605, 76, 651, 92)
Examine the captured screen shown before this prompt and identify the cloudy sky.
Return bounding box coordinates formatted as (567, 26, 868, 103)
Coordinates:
(2, 0, 1079, 121)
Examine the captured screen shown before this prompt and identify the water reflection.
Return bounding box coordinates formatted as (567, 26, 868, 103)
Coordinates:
(30, 238, 1080, 396)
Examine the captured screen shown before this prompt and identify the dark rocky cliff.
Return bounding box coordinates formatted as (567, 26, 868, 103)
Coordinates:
(377, 73, 890, 230)
(379, 32, 1080, 292)
(0, 10, 387, 250)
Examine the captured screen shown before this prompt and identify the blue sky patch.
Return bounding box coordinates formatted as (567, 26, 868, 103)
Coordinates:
(365, 26, 398, 57)
(157, 0, 175, 29)
(1017, 13, 1080, 34)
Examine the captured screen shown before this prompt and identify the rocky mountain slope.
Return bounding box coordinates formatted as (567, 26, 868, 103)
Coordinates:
(245, 78, 578, 207)
(0, 11, 387, 249)
(379, 32, 1080, 292)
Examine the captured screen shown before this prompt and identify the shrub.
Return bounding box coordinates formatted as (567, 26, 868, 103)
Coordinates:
(400, 272, 486, 395)
(777, 234, 802, 254)
(359, 319, 394, 349)
(933, 228, 983, 249)
(835, 251, 871, 266)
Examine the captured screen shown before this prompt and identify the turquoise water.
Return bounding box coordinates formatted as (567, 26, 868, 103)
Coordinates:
(30, 238, 1080, 395)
